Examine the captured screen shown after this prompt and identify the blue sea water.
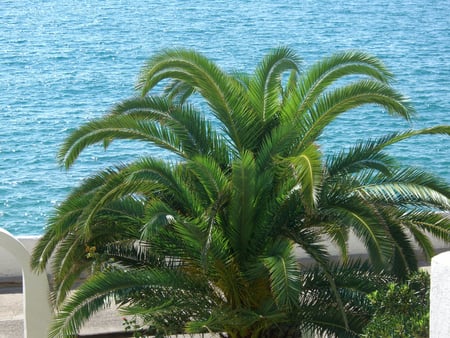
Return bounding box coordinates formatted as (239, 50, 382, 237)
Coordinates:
(1, 0, 449, 236)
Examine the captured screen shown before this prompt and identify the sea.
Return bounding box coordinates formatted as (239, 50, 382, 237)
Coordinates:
(1, 0, 449, 236)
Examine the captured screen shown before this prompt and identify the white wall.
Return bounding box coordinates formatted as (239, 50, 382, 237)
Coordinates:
(0, 230, 52, 338)
(430, 251, 450, 338)
(0, 236, 40, 280)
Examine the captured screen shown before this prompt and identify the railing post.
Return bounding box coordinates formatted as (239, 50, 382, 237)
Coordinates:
(0, 228, 52, 338)
(430, 251, 450, 338)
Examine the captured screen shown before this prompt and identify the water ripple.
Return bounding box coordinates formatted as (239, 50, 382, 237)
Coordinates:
(1, 0, 449, 235)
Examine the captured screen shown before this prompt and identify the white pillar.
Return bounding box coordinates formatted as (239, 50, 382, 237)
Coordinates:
(0, 228, 52, 338)
(430, 251, 450, 338)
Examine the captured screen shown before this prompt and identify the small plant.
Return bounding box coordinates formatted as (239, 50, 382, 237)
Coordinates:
(363, 271, 430, 337)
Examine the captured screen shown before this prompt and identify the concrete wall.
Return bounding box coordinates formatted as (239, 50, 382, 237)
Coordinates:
(1, 234, 449, 280)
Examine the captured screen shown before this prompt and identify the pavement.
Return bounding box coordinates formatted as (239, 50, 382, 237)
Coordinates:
(0, 282, 130, 338)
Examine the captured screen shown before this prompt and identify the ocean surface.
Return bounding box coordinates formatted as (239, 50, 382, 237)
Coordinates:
(1, 0, 449, 236)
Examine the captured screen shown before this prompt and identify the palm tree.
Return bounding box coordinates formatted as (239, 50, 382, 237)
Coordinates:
(32, 47, 450, 337)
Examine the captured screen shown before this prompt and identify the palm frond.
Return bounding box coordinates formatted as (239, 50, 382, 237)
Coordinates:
(59, 114, 188, 168)
(326, 200, 394, 268)
(326, 137, 399, 177)
(136, 48, 251, 151)
(402, 210, 450, 243)
(297, 260, 392, 337)
(227, 151, 258, 258)
(296, 80, 413, 153)
(327, 126, 450, 177)
(248, 46, 300, 121)
(261, 238, 301, 309)
(126, 158, 204, 217)
(32, 170, 111, 270)
(48, 269, 211, 338)
(163, 79, 196, 104)
(356, 182, 450, 209)
(384, 220, 419, 277)
(186, 156, 230, 204)
(140, 200, 179, 240)
(296, 50, 394, 115)
(285, 143, 323, 210)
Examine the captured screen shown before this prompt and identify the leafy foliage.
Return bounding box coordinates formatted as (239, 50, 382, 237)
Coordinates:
(31, 47, 450, 338)
(362, 271, 430, 337)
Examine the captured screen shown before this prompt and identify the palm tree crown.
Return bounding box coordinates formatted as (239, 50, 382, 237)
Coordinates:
(32, 47, 450, 338)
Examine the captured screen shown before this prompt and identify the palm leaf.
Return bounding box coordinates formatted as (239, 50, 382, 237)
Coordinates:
(136, 49, 251, 151)
(262, 238, 301, 309)
(296, 50, 394, 115)
(248, 46, 300, 121)
(48, 269, 211, 338)
(295, 80, 413, 153)
(356, 182, 450, 209)
(285, 143, 323, 210)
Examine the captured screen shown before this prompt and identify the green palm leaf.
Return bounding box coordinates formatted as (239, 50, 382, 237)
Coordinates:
(248, 46, 300, 121)
(228, 151, 258, 258)
(137, 49, 251, 150)
(48, 269, 211, 338)
(285, 143, 323, 210)
(296, 51, 394, 114)
(296, 80, 413, 152)
(262, 238, 301, 309)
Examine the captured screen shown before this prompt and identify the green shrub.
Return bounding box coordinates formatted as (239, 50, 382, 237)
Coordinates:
(362, 271, 430, 338)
